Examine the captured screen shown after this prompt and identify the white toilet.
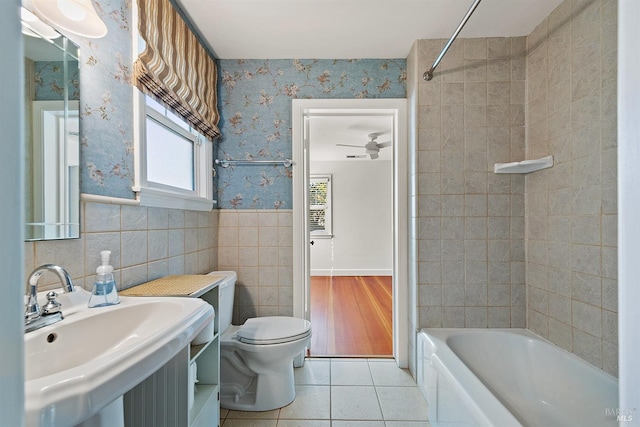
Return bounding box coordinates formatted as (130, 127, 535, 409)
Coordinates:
(209, 271, 312, 411)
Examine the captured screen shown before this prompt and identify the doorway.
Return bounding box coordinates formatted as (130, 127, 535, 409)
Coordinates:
(291, 99, 408, 366)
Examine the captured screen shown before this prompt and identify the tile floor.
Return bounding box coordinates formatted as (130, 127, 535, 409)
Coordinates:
(220, 358, 431, 426)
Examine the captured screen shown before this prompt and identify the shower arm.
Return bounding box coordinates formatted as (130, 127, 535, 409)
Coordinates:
(423, 0, 483, 81)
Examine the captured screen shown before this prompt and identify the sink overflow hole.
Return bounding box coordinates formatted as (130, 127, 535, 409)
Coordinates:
(46, 333, 57, 343)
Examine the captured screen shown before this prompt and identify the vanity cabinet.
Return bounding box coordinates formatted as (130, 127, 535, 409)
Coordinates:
(121, 275, 223, 427)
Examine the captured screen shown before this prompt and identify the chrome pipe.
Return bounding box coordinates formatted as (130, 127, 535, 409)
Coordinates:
(423, 0, 483, 81)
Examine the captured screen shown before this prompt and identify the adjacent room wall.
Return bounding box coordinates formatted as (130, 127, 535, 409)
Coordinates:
(309, 160, 393, 276)
(524, 0, 618, 376)
(618, 0, 640, 411)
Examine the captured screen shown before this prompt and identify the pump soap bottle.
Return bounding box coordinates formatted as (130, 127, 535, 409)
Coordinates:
(88, 250, 120, 308)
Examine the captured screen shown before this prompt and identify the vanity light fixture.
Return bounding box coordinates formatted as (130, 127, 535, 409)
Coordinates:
(21, 6, 61, 39)
(31, 0, 107, 38)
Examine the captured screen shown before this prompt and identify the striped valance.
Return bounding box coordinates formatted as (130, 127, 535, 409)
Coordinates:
(134, 0, 220, 140)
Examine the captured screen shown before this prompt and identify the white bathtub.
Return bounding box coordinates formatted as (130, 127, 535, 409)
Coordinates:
(417, 329, 618, 427)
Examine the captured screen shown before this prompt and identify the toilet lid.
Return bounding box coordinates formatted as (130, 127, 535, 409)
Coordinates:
(237, 316, 312, 345)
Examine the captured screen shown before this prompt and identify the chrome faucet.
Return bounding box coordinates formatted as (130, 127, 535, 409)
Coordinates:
(25, 264, 75, 333)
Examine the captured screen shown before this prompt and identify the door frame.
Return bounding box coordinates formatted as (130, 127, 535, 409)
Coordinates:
(292, 98, 408, 367)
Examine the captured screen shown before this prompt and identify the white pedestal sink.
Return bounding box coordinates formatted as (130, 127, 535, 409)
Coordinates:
(24, 288, 214, 427)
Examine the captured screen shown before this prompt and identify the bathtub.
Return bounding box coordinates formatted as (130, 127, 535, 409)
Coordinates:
(417, 329, 618, 427)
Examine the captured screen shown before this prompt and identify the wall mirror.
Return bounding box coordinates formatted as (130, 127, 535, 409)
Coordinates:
(23, 16, 80, 241)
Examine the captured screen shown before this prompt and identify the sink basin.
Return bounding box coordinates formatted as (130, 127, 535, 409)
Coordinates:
(24, 289, 214, 427)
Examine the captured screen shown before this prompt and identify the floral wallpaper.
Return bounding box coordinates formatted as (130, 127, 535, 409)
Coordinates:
(34, 61, 80, 100)
(74, 1, 406, 205)
(75, 0, 135, 199)
(216, 59, 406, 209)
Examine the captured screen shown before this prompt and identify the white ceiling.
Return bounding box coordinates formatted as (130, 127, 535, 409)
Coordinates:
(177, 0, 563, 59)
(308, 115, 394, 162)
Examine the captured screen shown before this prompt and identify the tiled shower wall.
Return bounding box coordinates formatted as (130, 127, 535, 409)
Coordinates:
(524, 0, 618, 375)
(216, 209, 294, 324)
(412, 37, 527, 330)
(23, 201, 219, 291)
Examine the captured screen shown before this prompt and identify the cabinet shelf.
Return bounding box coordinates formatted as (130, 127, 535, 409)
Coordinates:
(190, 333, 218, 360)
(494, 155, 553, 174)
(190, 342, 208, 360)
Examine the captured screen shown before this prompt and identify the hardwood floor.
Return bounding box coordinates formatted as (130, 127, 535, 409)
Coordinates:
(309, 275, 393, 357)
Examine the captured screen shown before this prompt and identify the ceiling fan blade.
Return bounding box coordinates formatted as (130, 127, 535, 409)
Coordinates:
(369, 152, 379, 160)
(336, 143, 364, 148)
(376, 141, 392, 148)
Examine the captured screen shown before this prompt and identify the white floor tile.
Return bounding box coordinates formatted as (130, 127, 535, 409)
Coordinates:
(222, 419, 278, 427)
(375, 387, 429, 421)
(331, 359, 374, 385)
(331, 386, 383, 420)
(368, 360, 417, 387)
(384, 422, 432, 427)
(279, 385, 331, 419)
(220, 358, 428, 427)
(294, 359, 331, 385)
(332, 421, 386, 427)
(226, 409, 280, 419)
(276, 420, 331, 427)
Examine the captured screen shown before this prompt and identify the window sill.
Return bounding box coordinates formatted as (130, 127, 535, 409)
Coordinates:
(132, 186, 215, 211)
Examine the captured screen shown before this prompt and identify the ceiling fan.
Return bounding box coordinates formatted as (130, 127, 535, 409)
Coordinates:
(336, 132, 391, 160)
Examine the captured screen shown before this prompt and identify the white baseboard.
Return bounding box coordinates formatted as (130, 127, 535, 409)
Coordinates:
(310, 269, 393, 276)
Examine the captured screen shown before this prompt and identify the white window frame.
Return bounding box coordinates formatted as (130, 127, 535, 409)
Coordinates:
(132, 89, 214, 211)
(131, 3, 213, 211)
(309, 174, 332, 238)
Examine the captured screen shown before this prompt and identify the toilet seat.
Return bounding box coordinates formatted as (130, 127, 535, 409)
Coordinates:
(236, 316, 311, 345)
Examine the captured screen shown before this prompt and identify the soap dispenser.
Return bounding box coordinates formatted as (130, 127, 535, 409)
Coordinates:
(88, 250, 120, 308)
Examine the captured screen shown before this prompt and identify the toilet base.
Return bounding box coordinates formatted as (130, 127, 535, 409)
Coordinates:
(220, 367, 296, 411)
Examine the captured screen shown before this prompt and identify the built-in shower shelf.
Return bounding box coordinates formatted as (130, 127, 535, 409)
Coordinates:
(494, 156, 553, 174)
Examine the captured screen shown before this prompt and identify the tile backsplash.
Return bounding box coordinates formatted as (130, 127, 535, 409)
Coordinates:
(216, 209, 294, 324)
(23, 201, 219, 292)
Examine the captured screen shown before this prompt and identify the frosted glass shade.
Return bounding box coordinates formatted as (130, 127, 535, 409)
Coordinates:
(32, 0, 107, 38)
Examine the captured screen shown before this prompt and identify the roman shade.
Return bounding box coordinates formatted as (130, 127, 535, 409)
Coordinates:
(134, 0, 220, 140)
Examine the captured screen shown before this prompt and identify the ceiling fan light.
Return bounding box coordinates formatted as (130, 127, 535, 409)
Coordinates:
(31, 0, 107, 38)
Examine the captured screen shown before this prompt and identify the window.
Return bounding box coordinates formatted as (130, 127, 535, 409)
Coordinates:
(133, 92, 214, 211)
(309, 175, 332, 238)
(131, 0, 218, 211)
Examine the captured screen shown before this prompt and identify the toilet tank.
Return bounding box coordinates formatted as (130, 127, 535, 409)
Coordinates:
(208, 271, 237, 332)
